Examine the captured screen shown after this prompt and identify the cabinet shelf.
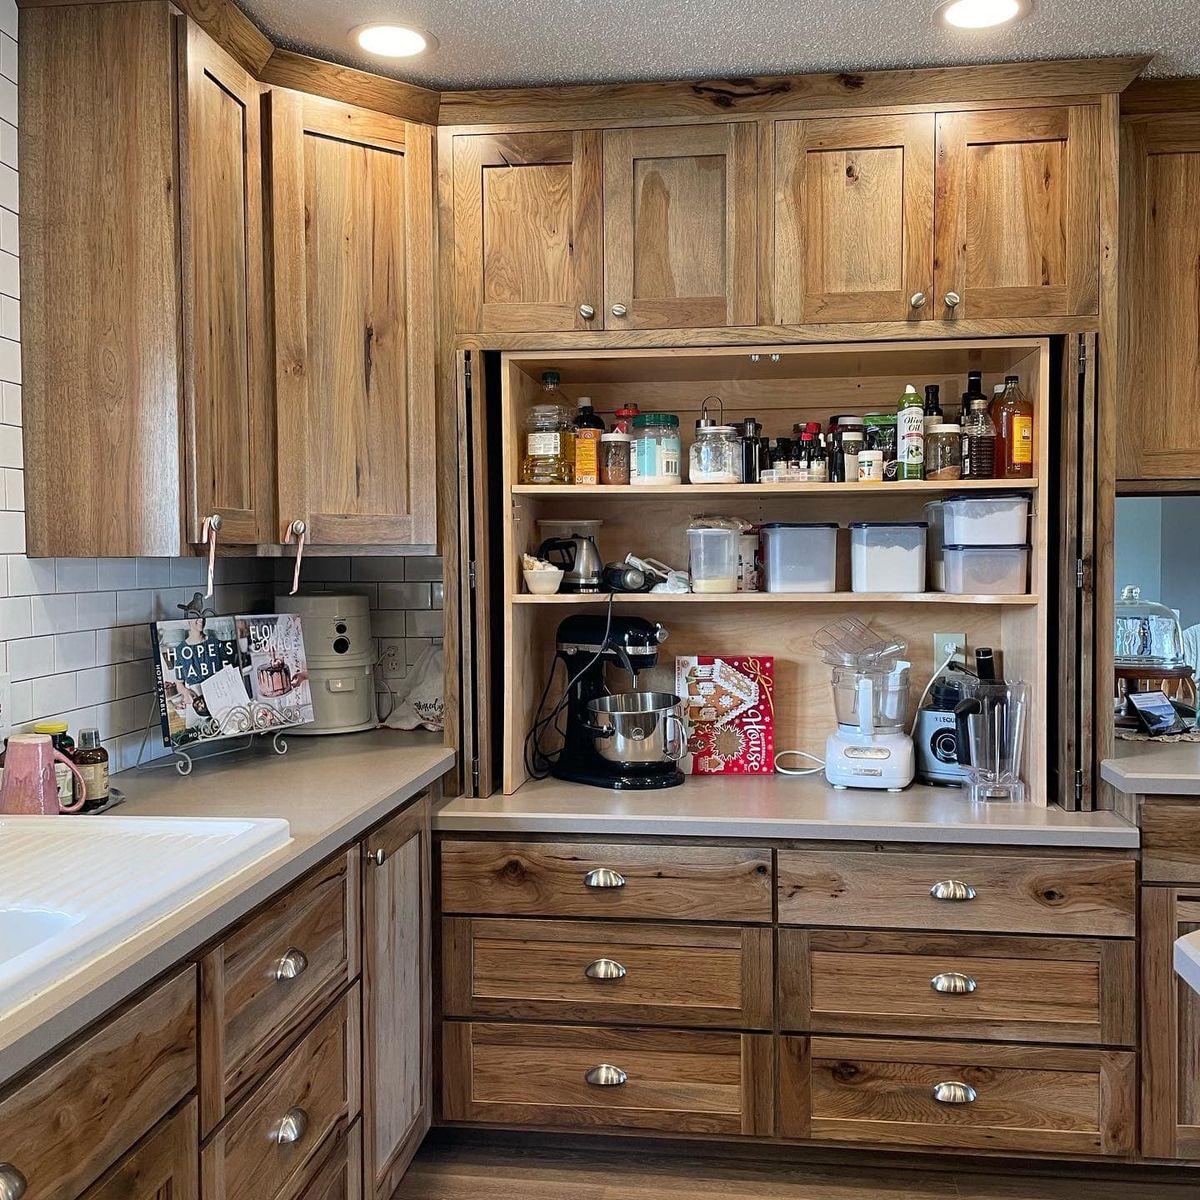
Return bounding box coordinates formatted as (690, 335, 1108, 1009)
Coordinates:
(512, 591, 1039, 606)
(511, 479, 1038, 498)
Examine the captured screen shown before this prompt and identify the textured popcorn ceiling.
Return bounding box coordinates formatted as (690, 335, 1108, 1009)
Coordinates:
(239, 0, 1194, 89)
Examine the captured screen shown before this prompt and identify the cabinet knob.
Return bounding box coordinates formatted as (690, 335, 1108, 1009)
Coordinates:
(583, 867, 625, 889)
(943, 291, 961, 309)
(579, 304, 596, 320)
(930, 971, 977, 995)
(0, 1165, 27, 1200)
(367, 848, 386, 866)
(929, 879, 976, 902)
(584, 958, 627, 981)
(909, 292, 927, 310)
(272, 1107, 309, 1145)
(289, 519, 308, 537)
(931, 1080, 977, 1105)
(611, 303, 628, 318)
(584, 1064, 628, 1087)
(274, 948, 309, 982)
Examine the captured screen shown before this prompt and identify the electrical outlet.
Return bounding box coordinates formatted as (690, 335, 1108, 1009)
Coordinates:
(380, 643, 406, 679)
(933, 632, 966, 668)
(0, 672, 11, 739)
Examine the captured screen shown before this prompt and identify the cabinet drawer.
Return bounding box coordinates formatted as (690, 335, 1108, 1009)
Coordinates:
(777, 850, 1135, 936)
(778, 930, 1135, 1045)
(442, 1022, 773, 1135)
(780, 1036, 1135, 1155)
(291, 1121, 362, 1200)
(1141, 798, 1200, 884)
(440, 841, 772, 922)
(202, 851, 358, 1130)
(203, 987, 360, 1200)
(0, 967, 197, 1200)
(443, 918, 773, 1029)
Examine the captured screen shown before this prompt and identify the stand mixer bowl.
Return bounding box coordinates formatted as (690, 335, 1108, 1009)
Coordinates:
(587, 693, 686, 765)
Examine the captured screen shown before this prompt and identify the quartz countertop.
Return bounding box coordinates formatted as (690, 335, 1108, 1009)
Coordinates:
(1100, 741, 1200, 796)
(1176, 930, 1200, 998)
(0, 730, 452, 1089)
(434, 774, 1139, 847)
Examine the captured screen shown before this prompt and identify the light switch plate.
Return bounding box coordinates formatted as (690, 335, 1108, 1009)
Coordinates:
(933, 633, 966, 668)
(0, 672, 11, 739)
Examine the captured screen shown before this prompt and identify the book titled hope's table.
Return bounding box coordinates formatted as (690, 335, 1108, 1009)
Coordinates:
(674, 655, 775, 775)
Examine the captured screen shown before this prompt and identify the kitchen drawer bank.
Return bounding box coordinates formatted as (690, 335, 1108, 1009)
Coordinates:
(436, 835, 1139, 1160)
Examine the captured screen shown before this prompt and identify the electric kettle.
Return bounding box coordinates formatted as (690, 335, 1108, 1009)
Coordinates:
(536, 535, 604, 593)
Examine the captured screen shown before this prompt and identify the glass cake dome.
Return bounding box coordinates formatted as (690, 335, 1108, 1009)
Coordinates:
(1114, 584, 1186, 666)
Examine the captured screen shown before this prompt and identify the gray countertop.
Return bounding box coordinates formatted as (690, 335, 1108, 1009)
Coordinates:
(0, 730, 453, 1090)
(1100, 741, 1200, 796)
(434, 775, 1139, 848)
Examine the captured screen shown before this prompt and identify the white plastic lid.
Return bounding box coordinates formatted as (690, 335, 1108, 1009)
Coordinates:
(858, 449, 884, 461)
(600, 431, 631, 442)
(929, 423, 961, 433)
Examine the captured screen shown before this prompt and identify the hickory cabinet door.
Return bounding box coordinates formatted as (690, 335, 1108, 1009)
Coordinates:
(774, 114, 935, 324)
(933, 106, 1100, 320)
(603, 123, 757, 329)
(80, 1101, 198, 1200)
(453, 130, 603, 333)
(269, 92, 436, 546)
(178, 19, 274, 546)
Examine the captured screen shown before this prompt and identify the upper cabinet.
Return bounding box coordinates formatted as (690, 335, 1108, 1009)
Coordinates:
(1119, 111, 1200, 482)
(269, 93, 437, 546)
(774, 114, 934, 324)
(453, 130, 602, 333)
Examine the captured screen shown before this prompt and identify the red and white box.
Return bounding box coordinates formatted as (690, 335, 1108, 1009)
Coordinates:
(674, 655, 775, 775)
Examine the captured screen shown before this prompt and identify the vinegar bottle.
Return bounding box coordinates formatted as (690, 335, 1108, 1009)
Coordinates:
(992, 374, 1034, 479)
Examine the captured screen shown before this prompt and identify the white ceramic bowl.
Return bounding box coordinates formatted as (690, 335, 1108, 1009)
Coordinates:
(523, 567, 564, 595)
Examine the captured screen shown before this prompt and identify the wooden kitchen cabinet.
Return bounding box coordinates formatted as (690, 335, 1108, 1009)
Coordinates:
(361, 795, 431, 1200)
(774, 114, 934, 323)
(452, 130, 603, 333)
(80, 1101, 198, 1200)
(934, 106, 1100, 320)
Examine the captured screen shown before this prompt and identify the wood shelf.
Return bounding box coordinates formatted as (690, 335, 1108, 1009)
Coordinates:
(513, 591, 1039, 606)
(511, 479, 1038, 498)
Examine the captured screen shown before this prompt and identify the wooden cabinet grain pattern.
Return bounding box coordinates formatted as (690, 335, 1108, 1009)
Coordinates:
(269, 91, 436, 546)
(291, 1124, 362, 1200)
(79, 1101, 198, 1200)
(774, 114, 934, 323)
(1118, 111, 1200, 481)
(178, 18, 274, 545)
(452, 130, 602, 333)
(362, 796, 431, 1200)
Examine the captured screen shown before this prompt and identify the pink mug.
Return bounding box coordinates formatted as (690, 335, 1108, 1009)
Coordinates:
(0, 733, 87, 815)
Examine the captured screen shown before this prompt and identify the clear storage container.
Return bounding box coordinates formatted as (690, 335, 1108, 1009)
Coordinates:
(942, 493, 1031, 546)
(760, 523, 838, 593)
(924, 500, 946, 591)
(942, 543, 1030, 595)
(850, 522, 927, 593)
(687, 527, 739, 593)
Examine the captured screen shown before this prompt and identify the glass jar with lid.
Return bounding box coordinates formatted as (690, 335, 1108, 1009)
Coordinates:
(924, 423, 963, 481)
(520, 403, 575, 484)
(689, 396, 740, 484)
(630, 413, 681, 486)
(600, 431, 632, 485)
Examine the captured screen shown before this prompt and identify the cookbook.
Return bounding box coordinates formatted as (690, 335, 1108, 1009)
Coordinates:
(674, 655, 775, 775)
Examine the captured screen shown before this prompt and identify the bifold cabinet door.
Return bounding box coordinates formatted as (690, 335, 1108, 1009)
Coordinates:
(453, 131, 602, 333)
(178, 19, 273, 546)
(934, 106, 1100, 320)
(269, 92, 436, 545)
(603, 123, 757, 329)
(774, 114, 934, 323)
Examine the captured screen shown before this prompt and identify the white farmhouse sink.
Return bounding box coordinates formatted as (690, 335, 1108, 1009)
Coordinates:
(0, 815, 291, 1014)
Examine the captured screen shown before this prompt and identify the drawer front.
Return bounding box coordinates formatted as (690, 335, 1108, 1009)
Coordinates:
(203, 851, 358, 1128)
(204, 987, 360, 1200)
(779, 930, 1135, 1045)
(442, 1022, 773, 1136)
(777, 850, 1135, 936)
(440, 841, 772, 922)
(1141, 798, 1200, 884)
(443, 918, 773, 1029)
(0, 967, 197, 1200)
(292, 1122, 362, 1200)
(780, 1036, 1136, 1155)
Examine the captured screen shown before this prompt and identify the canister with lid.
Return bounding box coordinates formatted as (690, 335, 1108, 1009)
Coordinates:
(630, 413, 682, 486)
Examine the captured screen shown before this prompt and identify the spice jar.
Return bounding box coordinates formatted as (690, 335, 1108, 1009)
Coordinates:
(925, 423, 963, 481)
(520, 403, 574, 484)
(631, 413, 682, 485)
(600, 432, 632, 485)
(857, 449, 885, 483)
(689, 397, 740, 484)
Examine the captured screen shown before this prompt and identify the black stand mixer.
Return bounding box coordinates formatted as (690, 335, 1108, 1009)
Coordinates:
(539, 613, 684, 790)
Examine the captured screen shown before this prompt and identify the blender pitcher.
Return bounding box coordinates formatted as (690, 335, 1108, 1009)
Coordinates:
(953, 679, 1029, 803)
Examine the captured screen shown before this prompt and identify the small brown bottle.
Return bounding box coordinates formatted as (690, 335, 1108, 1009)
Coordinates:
(74, 728, 110, 813)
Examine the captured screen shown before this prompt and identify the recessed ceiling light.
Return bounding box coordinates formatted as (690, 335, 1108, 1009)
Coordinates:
(937, 0, 1030, 29)
(350, 23, 437, 58)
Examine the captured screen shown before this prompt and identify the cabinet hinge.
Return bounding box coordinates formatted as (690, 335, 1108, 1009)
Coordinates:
(1077, 339, 1087, 375)
(468, 560, 477, 590)
(471, 757, 480, 791)
(1075, 557, 1087, 590)
(1074, 768, 1085, 804)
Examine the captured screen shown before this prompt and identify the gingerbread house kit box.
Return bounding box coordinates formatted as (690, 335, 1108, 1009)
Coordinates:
(675, 655, 775, 775)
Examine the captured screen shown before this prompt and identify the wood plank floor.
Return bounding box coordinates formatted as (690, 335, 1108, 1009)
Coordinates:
(397, 1139, 1200, 1199)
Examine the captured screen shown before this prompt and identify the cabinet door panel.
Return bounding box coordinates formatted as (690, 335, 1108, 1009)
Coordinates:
(935, 106, 1099, 319)
(81, 1102, 198, 1200)
(454, 131, 602, 333)
(1119, 113, 1200, 481)
(270, 92, 436, 545)
(775, 115, 934, 323)
(604, 124, 756, 329)
(179, 19, 273, 545)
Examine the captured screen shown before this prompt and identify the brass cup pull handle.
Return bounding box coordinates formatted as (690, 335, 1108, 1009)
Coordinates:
(584, 958, 627, 981)
(943, 291, 961, 308)
(0, 1165, 27, 1200)
(272, 1107, 309, 1145)
(579, 304, 596, 320)
(611, 303, 628, 318)
(930, 971, 977, 995)
(932, 1081, 977, 1105)
(274, 948, 309, 982)
(584, 1064, 628, 1087)
(929, 879, 976, 902)
(584, 868, 626, 889)
(367, 848, 386, 866)
(910, 291, 927, 309)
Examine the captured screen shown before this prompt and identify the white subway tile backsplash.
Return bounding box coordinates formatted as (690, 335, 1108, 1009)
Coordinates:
(0, 334, 18, 381)
(0, 508, 22, 553)
(1, 465, 19, 509)
(7, 678, 30, 723)
(54, 629, 96, 672)
(0, 592, 30, 638)
(0, 251, 17, 301)
(0, 293, 16, 341)
(7, 634, 53, 680)
(1, 380, 18, 423)
(32, 671, 77, 717)
(75, 665, 116, 708)
(169, 556, 207, 587)
(75, 590, 117, 630)
(56, 557, 98, 593)
(0, 419, 18, 467)
(114, 588, 156, 626)
(0, 163, 16, 214)
(96, 557, 136, 591)
(2, 35, 16, 85)
(0, 3, 14, 46)
(0, 75, 15, 132)
(95, 624, 148, 666)
(7, 553, 53, 595)
(30, 592, 77, 635)
(135, 557, 173, 588)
